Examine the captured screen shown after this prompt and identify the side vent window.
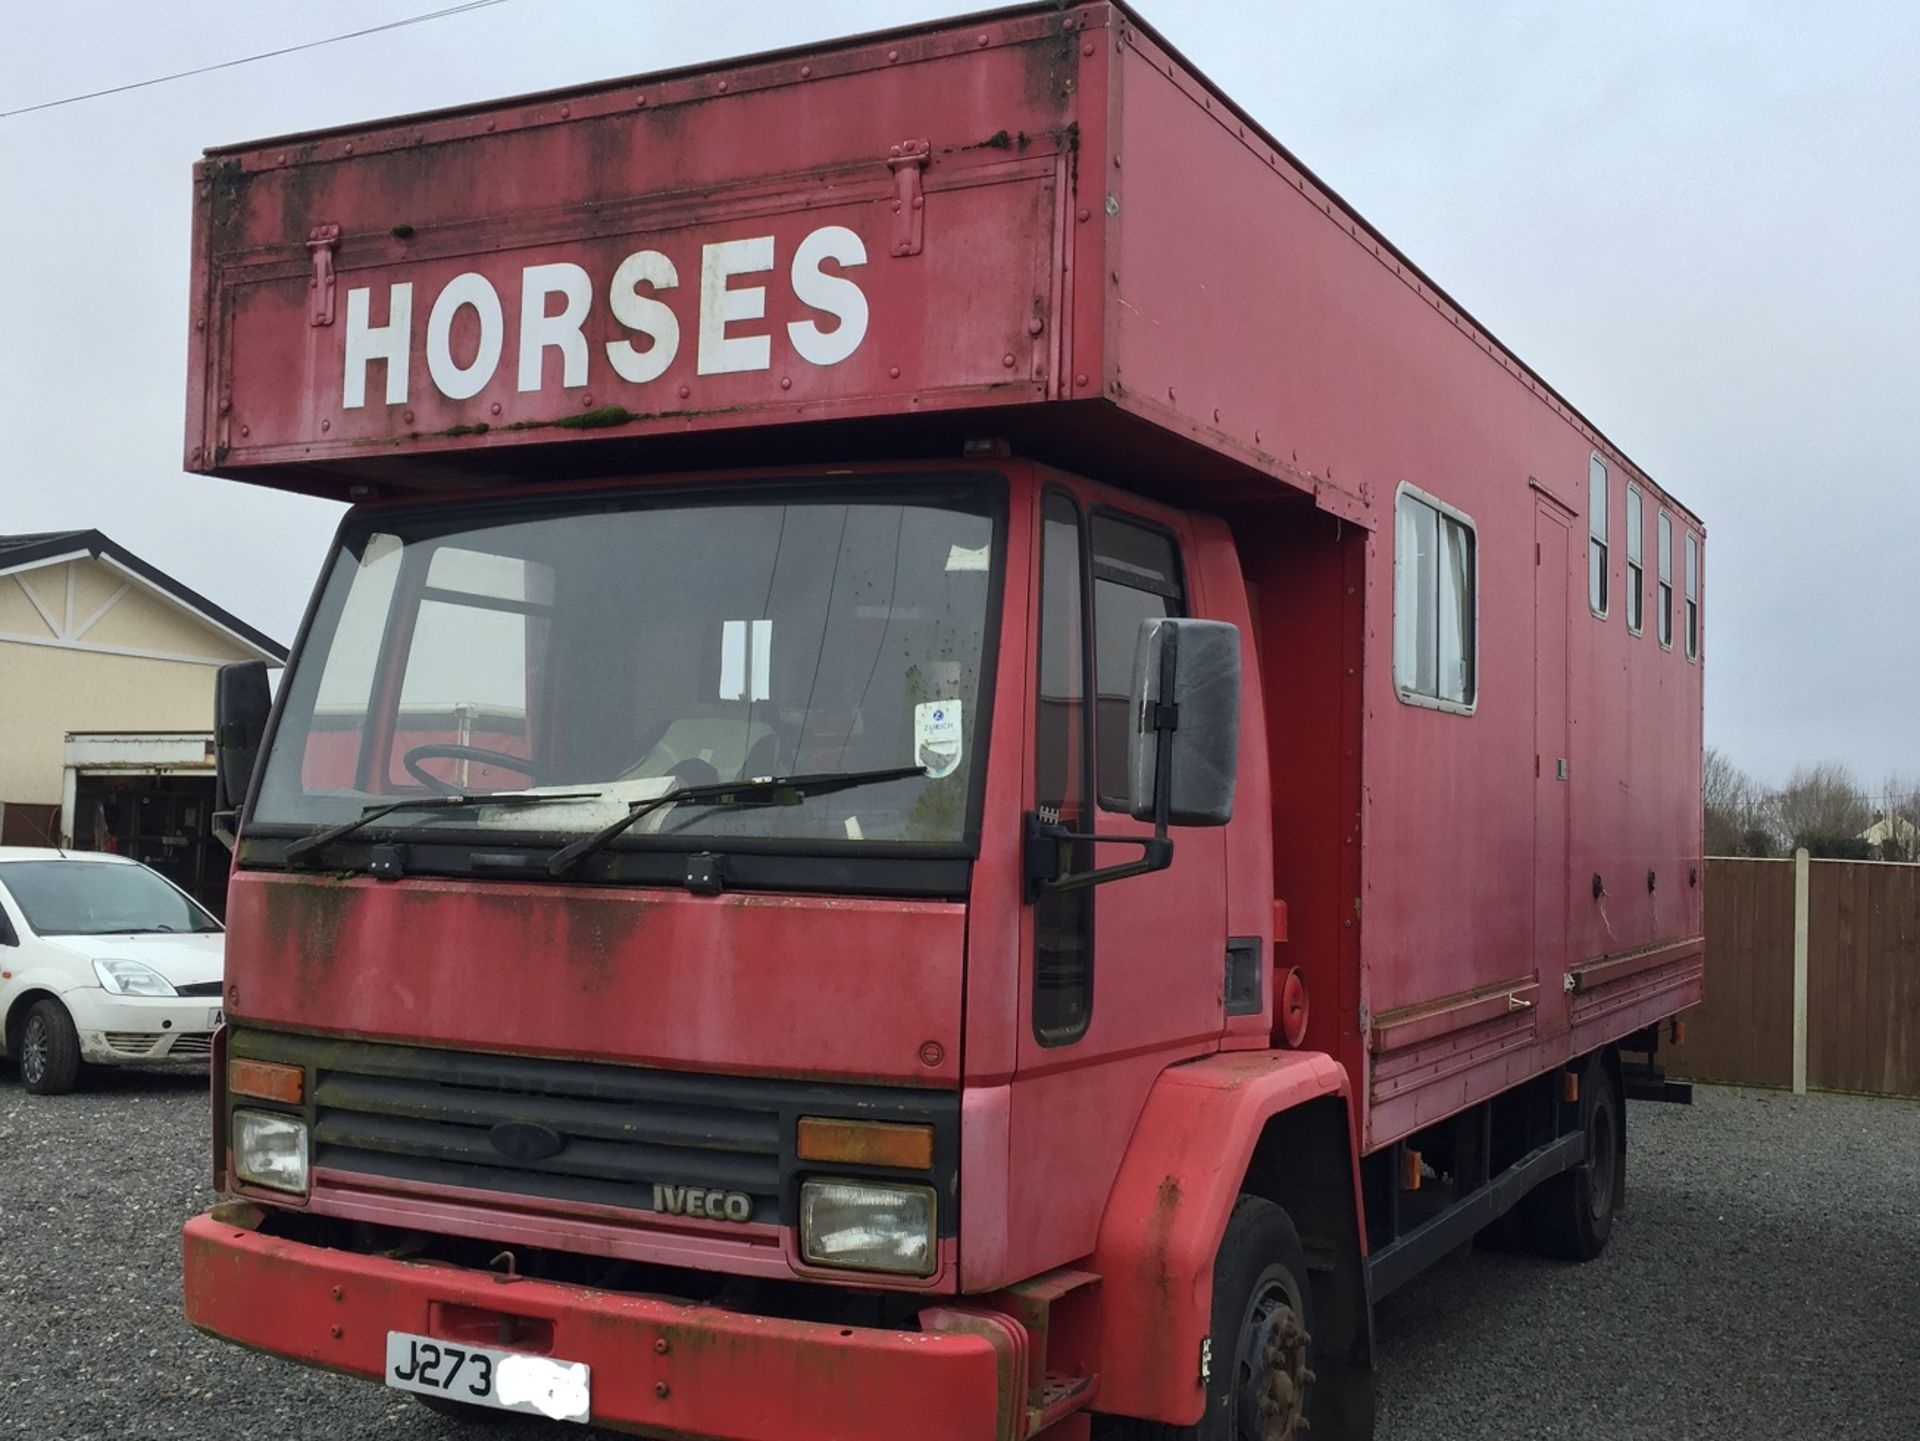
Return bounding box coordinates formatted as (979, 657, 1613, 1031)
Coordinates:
(1587, 453, 1610, 618)
(1657, 511, 1674, 650)
(1625, 486, 1644, 635)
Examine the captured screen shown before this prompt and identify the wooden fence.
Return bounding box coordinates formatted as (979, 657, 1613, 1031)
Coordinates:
(1666, 854, 1920, 1098)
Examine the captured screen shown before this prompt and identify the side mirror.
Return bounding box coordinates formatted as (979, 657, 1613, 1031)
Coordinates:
(1127, 617, 1241, 827)
(213, 661, 272, 837)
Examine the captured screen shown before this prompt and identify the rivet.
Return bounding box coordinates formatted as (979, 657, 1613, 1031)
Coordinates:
(912, 195, 924, 209)
(239, 425, 250, 437)
(887, 49, 899, 62)
(403, 410, 414, 424)
(892, 201, 903, 214)
(1077, 208, 1090, 222)
(978, 33, 990, 46)
(801, 65, 812, 78)
(889, 366, 901, 379)
(717, 80, 728, 93)
(582, 394, 594, 407)
(560, 105, 571, 118)
(277, 153, 287, 164)
(1028, 316, 1045, 336)
(195, 318, 206, 332)
(329, 1325, 343, 1339)
(1003, 353, 1017, 368)
(344, 143, 354, 155)
(635, 94, 647, 107)
(491, 402, 502, 416)
(654, 1338, 670, 1355)
(780, 376, 792, 390)
(1075, 373, 1088, 387)
(321, 419, 331, 432)
(486, 119, 496, 131)
(655, 1382, 671, 1399)
(1083, 42, 1095, 56)
(678, 384, 690, 399)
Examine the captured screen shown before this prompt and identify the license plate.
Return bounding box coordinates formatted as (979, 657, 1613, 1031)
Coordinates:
(207, 1009, 224, 1029)
(384, 1331, 591, 1423)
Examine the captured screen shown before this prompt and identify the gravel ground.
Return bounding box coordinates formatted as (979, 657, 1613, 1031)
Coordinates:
(0, 1070, 1914, 1439)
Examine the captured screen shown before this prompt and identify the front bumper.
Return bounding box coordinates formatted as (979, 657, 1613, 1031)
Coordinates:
(67, 989, 220, 1065)
(182, 1203, 1015, 1440)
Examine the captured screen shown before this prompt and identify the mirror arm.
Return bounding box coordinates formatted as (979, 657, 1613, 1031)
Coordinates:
(1022, 812, 1173, 898)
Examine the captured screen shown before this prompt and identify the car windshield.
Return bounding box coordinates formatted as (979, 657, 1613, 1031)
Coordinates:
(252, 479, 1000, 851)
(0, 861, 224, 937)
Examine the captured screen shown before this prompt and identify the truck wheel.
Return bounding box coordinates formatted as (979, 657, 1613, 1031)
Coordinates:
(1521, 1052, 1622, 1261)
(18, 999, 84, 1096)
(1105, 1195, 1316, 1441)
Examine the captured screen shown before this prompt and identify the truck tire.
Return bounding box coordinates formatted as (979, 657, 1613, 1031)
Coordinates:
(1519, 1051, 1622, 1261)
(1103, 1195, 1316, 1441)
(18, 998, 84, 1096)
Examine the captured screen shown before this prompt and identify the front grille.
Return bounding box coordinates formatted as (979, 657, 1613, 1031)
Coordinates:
(169, 1033, 215, 1058)
(104, 1032, 160, 1055)
(176, 981, 225, 998)
(227, 1030, 958, 1233)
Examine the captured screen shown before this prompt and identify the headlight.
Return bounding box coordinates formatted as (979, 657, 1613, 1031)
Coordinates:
(92, 959, 177, 997)
(232, 1109, 309, 1195)
(799, 1179, 937, 1277)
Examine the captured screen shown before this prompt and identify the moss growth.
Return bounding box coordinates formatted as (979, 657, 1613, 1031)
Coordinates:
(390, 223, 415, 239)
(442, 422, 490, 438)
(551, 405, 638, 430)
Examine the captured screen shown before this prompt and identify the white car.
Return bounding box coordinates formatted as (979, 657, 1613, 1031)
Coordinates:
(0, 847, 225, 1095)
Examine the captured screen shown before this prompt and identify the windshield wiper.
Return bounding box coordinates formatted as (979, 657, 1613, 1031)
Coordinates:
(546, 765, 927, 878)
(283, 791, 602, 866)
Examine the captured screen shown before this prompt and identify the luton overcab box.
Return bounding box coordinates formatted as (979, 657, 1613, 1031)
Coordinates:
(180, 5, 1706, 1439)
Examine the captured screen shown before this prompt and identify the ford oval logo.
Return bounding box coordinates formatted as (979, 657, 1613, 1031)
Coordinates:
(490, 1121, 565, 1162)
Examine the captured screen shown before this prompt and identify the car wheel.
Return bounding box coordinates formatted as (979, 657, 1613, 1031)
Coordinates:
(19, 998, 84, 1096)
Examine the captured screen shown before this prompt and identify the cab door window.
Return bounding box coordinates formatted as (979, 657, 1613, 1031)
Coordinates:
(1034, 491, 1093, 1044)
(1090, 514, 1185, 811)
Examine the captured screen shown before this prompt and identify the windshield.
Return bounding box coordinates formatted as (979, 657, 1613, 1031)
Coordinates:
(0, 861, 224, 937)
(253, 480, 1000, 852)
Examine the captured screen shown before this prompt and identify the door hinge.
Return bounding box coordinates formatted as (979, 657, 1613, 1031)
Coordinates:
(307, 224, 341, 327)
(888, 139, 931, 257)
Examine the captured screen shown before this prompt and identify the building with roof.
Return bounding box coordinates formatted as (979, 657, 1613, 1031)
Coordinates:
(0, 531, 285, 911)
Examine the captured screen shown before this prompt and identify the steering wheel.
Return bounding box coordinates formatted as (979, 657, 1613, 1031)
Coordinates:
(402, 743, 546, 796)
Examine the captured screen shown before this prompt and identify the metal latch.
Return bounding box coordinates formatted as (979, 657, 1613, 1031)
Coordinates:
(888, 139, 931, 257)
(307, 224, 341, 326)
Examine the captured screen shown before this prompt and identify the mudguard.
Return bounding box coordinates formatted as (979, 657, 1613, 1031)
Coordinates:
(1088, 1048, 1358, 1425)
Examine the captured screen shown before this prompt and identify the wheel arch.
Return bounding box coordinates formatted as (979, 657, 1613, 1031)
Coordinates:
(3, 986, 67, 1053)
(1087, 1049, 1369, 1427)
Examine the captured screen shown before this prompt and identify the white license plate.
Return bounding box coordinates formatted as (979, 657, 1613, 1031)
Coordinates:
(207, 1008, 224, 1029)
(384, 1331, 591, 1423)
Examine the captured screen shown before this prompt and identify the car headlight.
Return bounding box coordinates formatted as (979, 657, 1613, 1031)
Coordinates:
(92, 959, 177, 997)
(232, 1109, 309, 1195)
(799, 1179, 937, 1277)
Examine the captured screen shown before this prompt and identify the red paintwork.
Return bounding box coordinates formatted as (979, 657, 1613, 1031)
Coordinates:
(183, 3, 1705, 1433)
(183, 1208, 1010, 1440)
(227, 869, 965, 1087)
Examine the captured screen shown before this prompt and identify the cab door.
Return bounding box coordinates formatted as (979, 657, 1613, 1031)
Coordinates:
(1005, 477, 1229, 1276)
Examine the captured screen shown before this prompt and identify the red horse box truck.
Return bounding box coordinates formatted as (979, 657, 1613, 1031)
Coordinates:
(176, 4, 1705, 1437)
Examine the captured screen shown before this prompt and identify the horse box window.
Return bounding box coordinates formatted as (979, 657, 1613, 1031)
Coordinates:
(1393, 485, 1477, 713)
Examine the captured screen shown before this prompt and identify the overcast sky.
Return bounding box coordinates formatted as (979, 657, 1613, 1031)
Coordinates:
(3, 1, 1915, 789)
